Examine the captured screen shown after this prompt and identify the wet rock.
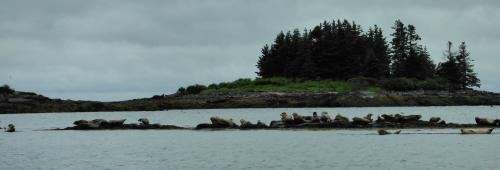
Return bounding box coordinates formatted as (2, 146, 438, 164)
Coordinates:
(269, 120, 285, 128)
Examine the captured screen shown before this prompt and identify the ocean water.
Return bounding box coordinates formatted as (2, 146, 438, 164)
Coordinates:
(1, 106, 500, 170)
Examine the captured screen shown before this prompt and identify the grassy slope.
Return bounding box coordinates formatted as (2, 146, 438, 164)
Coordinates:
(178, 77, 448, 95)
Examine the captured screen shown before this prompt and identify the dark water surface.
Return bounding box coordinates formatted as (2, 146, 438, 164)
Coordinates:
(1, 106, 500, 170)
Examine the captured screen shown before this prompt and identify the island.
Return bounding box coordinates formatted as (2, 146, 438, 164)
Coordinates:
(1, 19, 499, 114)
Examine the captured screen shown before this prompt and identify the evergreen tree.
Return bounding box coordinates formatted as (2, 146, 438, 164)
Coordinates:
(256, 44, 272, 77)
(364, 25, 390, 78)
(268, 32, 286, 77)
(437, 41, 480, 90)
(390, 19, 408, 77)
(390, 20, 435, 79)
(286, 29, 305, 78)
(404, 47, 435, 79)
(456, 42, 480, 88)
(437, 41, 461, 90)
(297, 29, 317, 79)
(256, 18, 476, 90)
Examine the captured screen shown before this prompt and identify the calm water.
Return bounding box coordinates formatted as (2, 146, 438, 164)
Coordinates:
(1, 106, 500, 170)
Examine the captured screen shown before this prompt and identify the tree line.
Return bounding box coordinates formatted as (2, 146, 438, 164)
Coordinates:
(256, 19, 480, 90)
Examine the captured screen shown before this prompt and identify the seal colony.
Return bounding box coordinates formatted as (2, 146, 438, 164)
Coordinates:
(51, 112, 500, 134)
(59, 118, 184, 130)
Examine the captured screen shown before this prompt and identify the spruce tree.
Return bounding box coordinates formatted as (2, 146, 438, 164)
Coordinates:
(456, 42, 480, 89)
(286, 29, 304, 78)
(297, 29, 317, 79)
(256, 44, 272, 77)
(437, 41, 461, 90)
(364, 25, 390, 78)
(269, 32, 286, 77)
(390, 20, 408, 77)
(390, 20, 435, 79)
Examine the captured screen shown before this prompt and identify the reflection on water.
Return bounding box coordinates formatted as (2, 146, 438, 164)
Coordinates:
(1, 106, 500, 169)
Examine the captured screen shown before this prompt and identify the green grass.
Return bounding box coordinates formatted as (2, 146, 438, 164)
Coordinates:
(180, 77, 452, 95)
(194, 77, 366, 94)
(366, 87, 382, 93)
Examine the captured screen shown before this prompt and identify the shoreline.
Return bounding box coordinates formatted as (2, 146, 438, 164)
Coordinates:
(1, 90, 500, 114)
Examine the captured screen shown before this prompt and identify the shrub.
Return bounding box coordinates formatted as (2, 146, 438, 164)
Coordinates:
(328, 81, 352, 92)
(366, 87, 382, 93)
(254, 77, 289, 86)
(176, 87, 186, 95)
(0, 85, 14, 94)
(347, 77, 378, 89)
(381, 78, 418, 91)
(208, 83, 219, 89)
(151, 95, 164, 99)
(416, 79, 448, 90)
(185, 84, 207, 95)
(230, 78, 253, 87)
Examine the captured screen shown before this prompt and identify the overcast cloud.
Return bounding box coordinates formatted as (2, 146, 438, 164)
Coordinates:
(1, 0, 499, 101)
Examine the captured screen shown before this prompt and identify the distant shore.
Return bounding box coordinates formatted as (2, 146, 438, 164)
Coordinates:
(1, 89, 499, 114)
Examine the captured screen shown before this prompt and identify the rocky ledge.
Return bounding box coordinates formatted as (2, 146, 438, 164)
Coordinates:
(194, 113, 499, 130)
(2, 90, 500, 113)
(53, 113, 500, 131)
(54, 118, 184, 130)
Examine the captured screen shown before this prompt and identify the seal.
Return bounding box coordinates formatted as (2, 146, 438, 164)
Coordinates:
(240, 119, 252, 126)
(280, 112, 293, 122)
(377, 129, 401, 135)
(291, 113, 305, 124)
(4, 124, 15, 132)
(475, 117, 497, 126)
(333, 113, 349, 125)
(138, 118, 150, 125)
(461, 128, 494, 134)
(210, 116, 238, 128)
(311, 112, 321, 123)
(320, 112, 332, 123)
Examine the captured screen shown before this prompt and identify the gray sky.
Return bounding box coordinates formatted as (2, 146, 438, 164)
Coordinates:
(1, 0, 499, 101)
